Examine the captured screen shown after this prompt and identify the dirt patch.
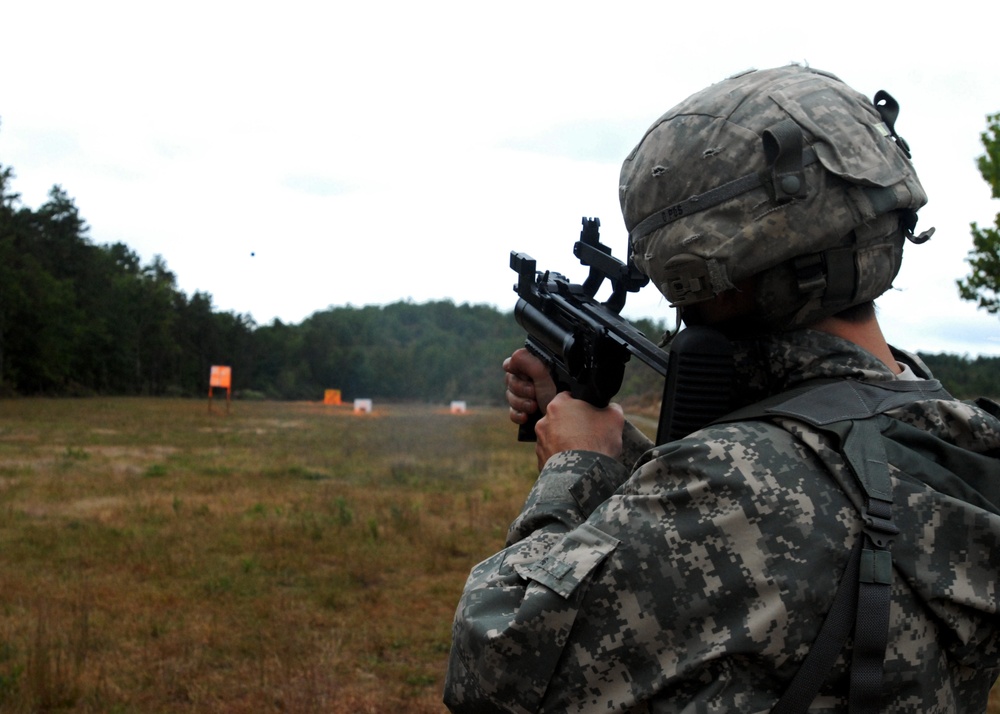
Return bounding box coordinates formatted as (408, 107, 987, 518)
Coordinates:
(18, 495, 128, 522)
(84, 445, 179, 460)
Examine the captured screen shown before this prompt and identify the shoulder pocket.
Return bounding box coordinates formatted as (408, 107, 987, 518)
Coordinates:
(515, 523, 620, 599)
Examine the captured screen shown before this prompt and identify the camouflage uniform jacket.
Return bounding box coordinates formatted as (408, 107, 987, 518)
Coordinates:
(444, 329, 1000, 713)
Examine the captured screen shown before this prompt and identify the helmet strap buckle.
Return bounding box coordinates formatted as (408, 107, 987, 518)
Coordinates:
(793, 248, 858, 307)
(793, 253, 827, 295)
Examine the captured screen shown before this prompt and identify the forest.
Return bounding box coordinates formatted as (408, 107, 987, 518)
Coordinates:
(1, 161, 998, 404)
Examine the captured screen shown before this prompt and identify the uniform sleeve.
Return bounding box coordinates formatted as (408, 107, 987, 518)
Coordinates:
(444, 423, 856, 713)
(444, 450, 630, 713)
(620, 419, 654, 471)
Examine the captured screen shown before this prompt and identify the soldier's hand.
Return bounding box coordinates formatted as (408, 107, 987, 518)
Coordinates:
(504, 348, 557, 426)
(535, 392, 624, 469)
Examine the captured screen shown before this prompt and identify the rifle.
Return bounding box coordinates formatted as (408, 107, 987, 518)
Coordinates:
(511, 217, 734, 445)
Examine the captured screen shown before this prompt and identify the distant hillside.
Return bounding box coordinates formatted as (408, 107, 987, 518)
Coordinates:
(915, 353, 1000, 400)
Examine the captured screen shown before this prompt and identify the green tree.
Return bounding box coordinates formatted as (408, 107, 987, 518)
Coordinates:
(0, 161, 18, 390)
(957, 112, 1000, 315)
(0, 182, 84, 392)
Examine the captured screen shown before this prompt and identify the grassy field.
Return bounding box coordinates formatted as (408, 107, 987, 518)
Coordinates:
(0, 398, 538, 713)
(0, 398, 996, 713)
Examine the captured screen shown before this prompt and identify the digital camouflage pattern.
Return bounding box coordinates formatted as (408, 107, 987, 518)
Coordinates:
(444, 329, 1000, 713)
(619, 65, 930, 329)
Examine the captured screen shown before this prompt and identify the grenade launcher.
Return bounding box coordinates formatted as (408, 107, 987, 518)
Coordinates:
(511, 217, 734, 445)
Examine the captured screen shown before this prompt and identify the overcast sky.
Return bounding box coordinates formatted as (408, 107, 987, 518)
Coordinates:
(2, 1, 998, 356)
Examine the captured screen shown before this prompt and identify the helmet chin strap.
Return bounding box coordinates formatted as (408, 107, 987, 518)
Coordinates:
(792, 247, 857, 308)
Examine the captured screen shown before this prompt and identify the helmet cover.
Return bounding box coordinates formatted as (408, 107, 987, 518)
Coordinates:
(619, 64, 929, 329)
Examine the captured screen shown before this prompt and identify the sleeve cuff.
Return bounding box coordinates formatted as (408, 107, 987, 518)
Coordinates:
(507, 451, 630, 544)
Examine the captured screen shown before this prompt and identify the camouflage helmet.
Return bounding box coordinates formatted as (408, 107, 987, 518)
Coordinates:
(619, 65, 932, 330)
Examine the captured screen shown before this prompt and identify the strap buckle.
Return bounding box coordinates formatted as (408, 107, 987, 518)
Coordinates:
(862, 498, 899, 549)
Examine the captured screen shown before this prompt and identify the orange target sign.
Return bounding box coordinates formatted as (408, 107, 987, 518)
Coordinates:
(210, 366, 232, 388)
(208, 365, 232, 413)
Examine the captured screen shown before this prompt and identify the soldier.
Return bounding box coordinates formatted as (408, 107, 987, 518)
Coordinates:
(444, 65, 1000, 713)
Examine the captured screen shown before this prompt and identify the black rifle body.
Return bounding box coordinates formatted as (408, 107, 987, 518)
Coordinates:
(511, 218, 734, 445)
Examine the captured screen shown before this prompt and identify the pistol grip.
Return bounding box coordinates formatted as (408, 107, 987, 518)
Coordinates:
(517, 409, 541, 442)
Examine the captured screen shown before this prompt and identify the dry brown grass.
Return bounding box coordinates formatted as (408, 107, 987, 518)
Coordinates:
(1, 397, 997, 712)
(0, 398, 535, 713)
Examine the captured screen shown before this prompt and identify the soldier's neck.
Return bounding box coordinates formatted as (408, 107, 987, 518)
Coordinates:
(811, 315, 902, 375)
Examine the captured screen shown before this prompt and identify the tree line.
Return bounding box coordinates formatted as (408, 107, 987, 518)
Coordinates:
(0, 175, 522, 402)
(2, 157, 998, 404)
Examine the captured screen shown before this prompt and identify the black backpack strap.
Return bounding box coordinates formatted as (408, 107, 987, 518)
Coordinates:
(769, 416, 897, 714)
(843, 417, 897, 714)
(771, 537, 864, 714)
(714, 380, 944, 713)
